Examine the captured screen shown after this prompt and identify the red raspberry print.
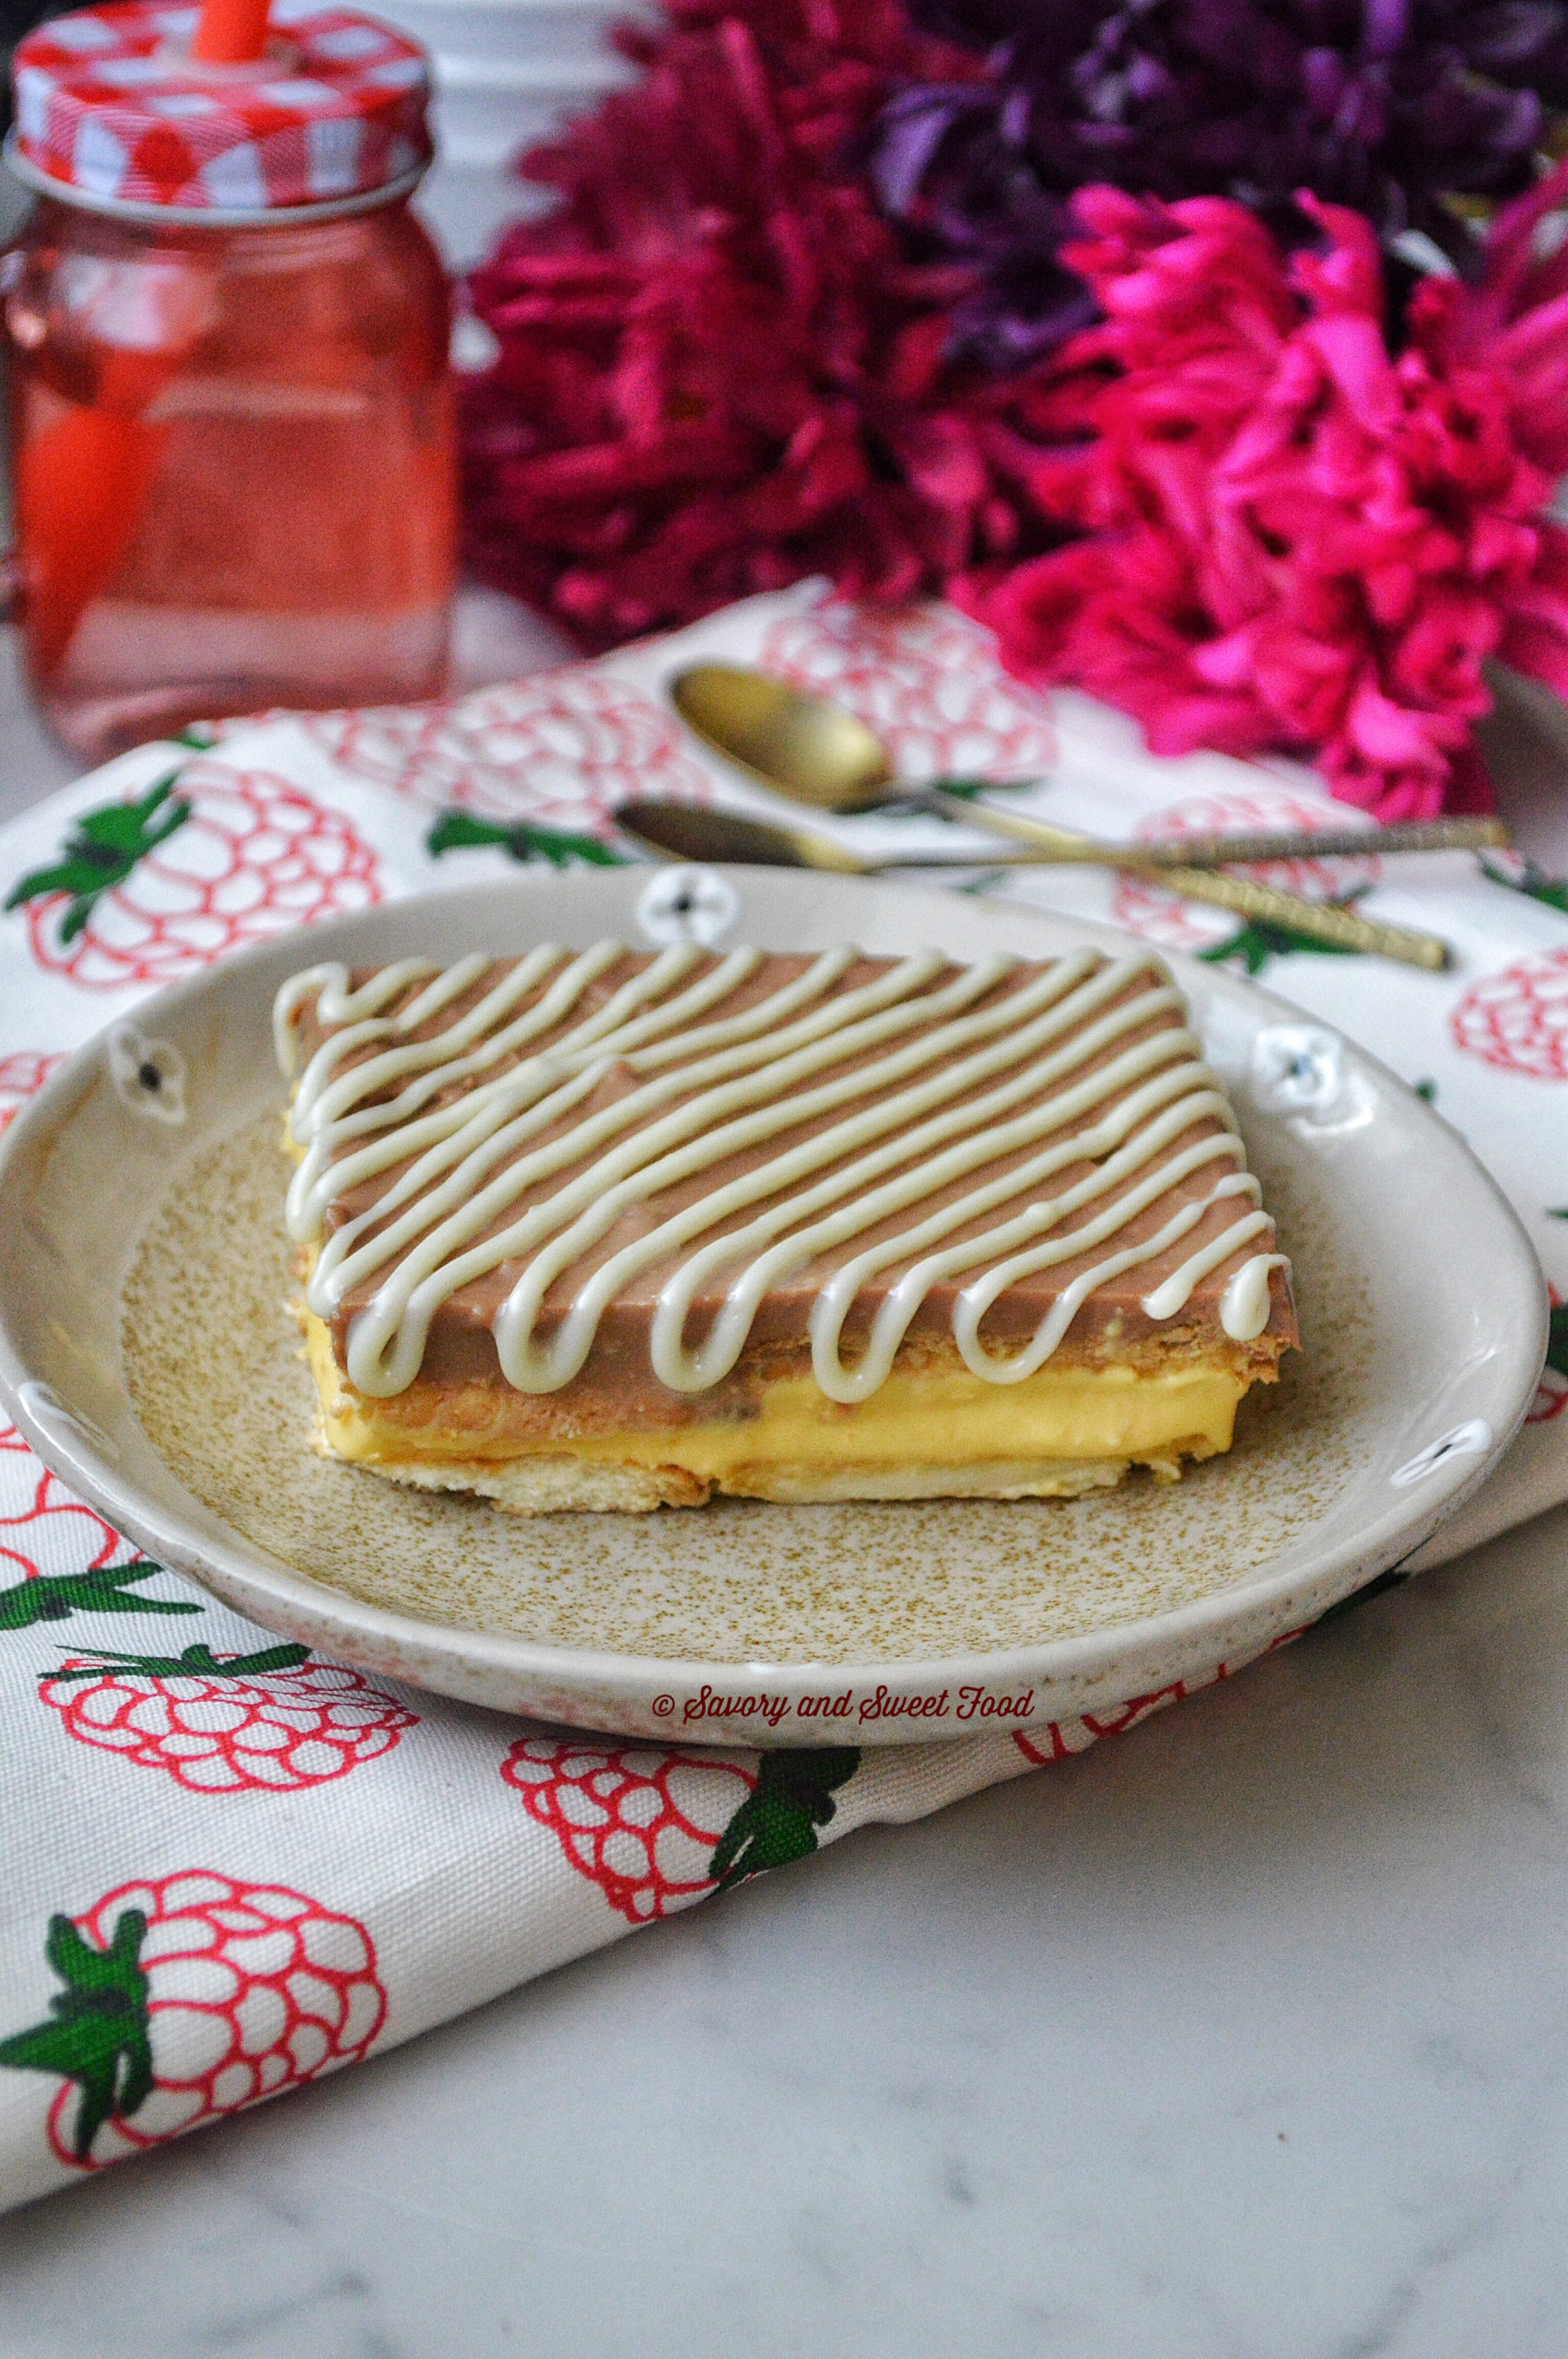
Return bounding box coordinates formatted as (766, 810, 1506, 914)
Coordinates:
(6, 760, 380, 991)
(0, 1051, 66, 1132)
(1450, 950, 1568, 1082)
(39, 1641, 417, 1790)
(1110, 789, 1382, 954)
(2, 1457, 143, 1582)
(1013, 1630, 1312, 1765)
(501, 1738, 860, 1921)
(503, 1740, 752, 1922)
(0, 1871, 386, 2167)
(760, 604, 1057, 783)
(307, 669, 710, 833)
(1013, 1680, 1198, 1765)
(0, 1455, 199, 1629)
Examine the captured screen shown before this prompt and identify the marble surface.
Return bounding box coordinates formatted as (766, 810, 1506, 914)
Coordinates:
(2, 640, 1568, 2355)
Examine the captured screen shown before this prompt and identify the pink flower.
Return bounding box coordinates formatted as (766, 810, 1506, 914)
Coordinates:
(961, 173, 1568, 819)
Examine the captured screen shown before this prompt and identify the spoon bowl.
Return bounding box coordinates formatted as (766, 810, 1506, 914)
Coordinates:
(614, 799, 869, 871)
(612, 800, 1043, 874)
(669, 663, 894, 810)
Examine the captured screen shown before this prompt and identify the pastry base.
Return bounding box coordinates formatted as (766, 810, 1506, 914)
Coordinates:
(304, 1311, 1252, 1513)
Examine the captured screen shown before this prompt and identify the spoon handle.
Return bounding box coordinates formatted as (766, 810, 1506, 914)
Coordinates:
(1155, 867, 1449, 968)
(1135, 817, 1509, 867)
(922, 789, 1507, 870)
(905, 791, 1450, 968)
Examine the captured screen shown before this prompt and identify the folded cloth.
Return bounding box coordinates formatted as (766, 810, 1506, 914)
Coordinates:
(1, 585, 1562, 2211)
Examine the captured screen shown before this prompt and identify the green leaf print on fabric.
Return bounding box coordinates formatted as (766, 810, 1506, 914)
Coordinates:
(426, 810, 625, 870)
(0, 1909, 153, 2162)
(40, 1639, 309, 1685)
(1198, 906, 1368, 978)
(1549, 1297, 1568, 1382)
(919, 776, 1040, 802)
(708, 1748, 861, 1892)
(3, 775, 190, 945)
(0, 1560, 199, 1631)
(1481, 856, 1568, 917)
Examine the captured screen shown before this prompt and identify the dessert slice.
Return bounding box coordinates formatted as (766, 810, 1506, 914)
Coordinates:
(275, 939, 1297, 1511)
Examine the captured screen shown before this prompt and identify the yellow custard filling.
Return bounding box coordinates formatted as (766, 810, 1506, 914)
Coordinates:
(306, 1312, 1246, 1479)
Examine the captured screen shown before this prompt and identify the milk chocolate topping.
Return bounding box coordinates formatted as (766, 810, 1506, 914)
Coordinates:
(275, 944, 1297, 1403)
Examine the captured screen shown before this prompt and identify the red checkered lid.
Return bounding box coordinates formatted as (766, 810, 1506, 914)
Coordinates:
(11, 2, 432, 213)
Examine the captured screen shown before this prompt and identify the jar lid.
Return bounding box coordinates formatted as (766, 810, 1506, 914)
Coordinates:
(11, 2, 432, 214)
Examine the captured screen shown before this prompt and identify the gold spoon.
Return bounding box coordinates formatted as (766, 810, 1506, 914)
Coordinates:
(668, 663, 1456, 970)
(614, 799, 1446, 968)
(666, 664, 1504, 860)
(614, 799, 1055, 872)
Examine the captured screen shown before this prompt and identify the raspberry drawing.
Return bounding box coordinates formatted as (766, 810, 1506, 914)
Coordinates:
(1450, 949, 1568, 1082)
(5, 761, 380, 990)
(500, 1739, 860, 1922)
(306, 668, 709, 830)
(0, 1051, 66, 1132)
(1013, 1627, 1313, 1766)
(1013, 1681, 1197, 1764)
(762, 604, 1057, 784)
(0, 1870, 386, 2167)
(39, 1641, 417, 1790)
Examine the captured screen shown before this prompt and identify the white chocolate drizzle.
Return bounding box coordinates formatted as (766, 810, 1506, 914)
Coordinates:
(1219, 1253, 1293, 1343)
(275, 942, 1289, 1402)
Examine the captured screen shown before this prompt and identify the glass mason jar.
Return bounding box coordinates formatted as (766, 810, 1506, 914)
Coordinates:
(3, 182, 455, 759)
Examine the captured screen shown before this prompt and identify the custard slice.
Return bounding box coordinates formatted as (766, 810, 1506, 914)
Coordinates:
(275, 940, 1297, 1511)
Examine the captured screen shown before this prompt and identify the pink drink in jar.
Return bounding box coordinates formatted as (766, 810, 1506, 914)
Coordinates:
(5, 2, 455, 759)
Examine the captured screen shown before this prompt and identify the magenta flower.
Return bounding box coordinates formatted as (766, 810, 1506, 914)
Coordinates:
(460, 0, 1054, 647)
(960, 176, 1568, 818)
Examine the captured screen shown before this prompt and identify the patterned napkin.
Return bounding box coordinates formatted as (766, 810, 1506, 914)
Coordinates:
(1, 585, 1562, 2212)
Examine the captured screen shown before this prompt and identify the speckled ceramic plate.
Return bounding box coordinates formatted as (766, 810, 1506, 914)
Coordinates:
(0, 868, 1547, 1744)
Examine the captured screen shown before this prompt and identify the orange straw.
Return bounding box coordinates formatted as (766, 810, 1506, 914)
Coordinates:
(18, 410, 163, 678)
(190, 0, 270, 65)
(16, 0, 272, 676)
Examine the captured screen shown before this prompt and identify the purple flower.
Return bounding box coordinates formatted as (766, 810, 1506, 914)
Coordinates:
(870, 0, 1568, 365)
